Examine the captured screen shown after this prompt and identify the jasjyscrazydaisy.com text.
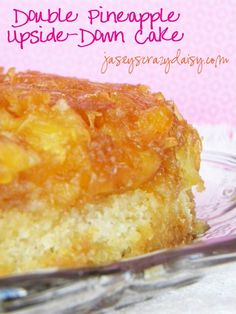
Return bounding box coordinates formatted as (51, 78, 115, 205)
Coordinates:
(101, 49, 229, 74)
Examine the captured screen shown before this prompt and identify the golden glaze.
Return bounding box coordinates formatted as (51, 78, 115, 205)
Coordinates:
(0, 69, 202, 210)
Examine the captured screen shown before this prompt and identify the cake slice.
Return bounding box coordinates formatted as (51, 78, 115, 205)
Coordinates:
(0, 68, 203, 275)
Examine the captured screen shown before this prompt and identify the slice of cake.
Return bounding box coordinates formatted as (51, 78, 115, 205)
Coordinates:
(0, 68, 204, 275)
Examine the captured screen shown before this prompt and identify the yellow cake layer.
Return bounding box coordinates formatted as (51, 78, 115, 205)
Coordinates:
(0, 187, 195, 275)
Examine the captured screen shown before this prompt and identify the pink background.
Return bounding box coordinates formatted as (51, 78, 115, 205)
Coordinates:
(0, 0, 235, 126)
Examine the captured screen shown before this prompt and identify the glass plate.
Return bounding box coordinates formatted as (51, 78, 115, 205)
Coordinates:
(0, 150, 236, 314)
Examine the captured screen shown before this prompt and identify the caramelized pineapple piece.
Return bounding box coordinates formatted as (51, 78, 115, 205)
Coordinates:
(0, 136, 39, 184)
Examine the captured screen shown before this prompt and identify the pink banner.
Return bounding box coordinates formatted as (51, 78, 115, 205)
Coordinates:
(0, 0, 235, 125)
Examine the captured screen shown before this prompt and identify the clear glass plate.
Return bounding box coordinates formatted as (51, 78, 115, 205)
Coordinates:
(0, 150, 236, 314)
